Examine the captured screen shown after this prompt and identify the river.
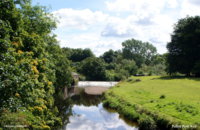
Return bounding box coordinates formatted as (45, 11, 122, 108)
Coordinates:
(59, 82, 138, 130)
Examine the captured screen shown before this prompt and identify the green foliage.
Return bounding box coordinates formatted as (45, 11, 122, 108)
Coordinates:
(79, 57, 107, 81)
(98, 40, 163, 81)
(63, 47, 94, 62)
(122, 39, 157, 67)
(100, 49, 138, 81)
(46, 40, 73, 94)
(138, 64, 166, 76)
(0, 0, 72, 128)
(105, 69, 127, 81)
(68, 40, 165, 81)
(138, 114, 156, 130)
(100, 49, 119, 63)
(167, 16, 200, 76)
(0, 110, 47, 129)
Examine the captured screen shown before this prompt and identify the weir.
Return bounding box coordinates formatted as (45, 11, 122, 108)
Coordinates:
(77, 81, 118, 88)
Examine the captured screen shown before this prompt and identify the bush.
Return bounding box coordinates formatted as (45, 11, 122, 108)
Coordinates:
(160, 95, 166, 99)
(156, 117, 172, 130)
(126, 78, 134, 82)
(139, 114, 157, 130)
(0, 111, 37, 129)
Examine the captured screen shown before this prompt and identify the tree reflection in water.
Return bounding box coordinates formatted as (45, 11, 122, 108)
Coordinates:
(55, 87, 103, 129)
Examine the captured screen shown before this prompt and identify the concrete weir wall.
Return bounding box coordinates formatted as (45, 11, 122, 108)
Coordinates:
(77, 81, 118, 88)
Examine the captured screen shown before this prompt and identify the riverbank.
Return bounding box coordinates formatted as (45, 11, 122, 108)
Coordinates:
(103, 76, 200, 129)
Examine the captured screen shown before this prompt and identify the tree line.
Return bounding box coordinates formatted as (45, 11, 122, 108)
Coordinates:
(62, 39, 166, 81)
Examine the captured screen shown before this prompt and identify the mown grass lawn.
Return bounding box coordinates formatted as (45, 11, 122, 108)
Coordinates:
(104, 76, 200, 129)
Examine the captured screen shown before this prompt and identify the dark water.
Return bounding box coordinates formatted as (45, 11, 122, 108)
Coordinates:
(58, 87, 138, 130)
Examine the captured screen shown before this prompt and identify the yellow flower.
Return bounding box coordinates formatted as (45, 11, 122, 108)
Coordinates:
(15, 93, 20, 97)
(42, 125, 50, 129)
(32, 66, 39, 74)
(34, 106, 43, 112)
(18, 50, 23, 54)
(41, 105, 47, 109)
(48, 81, 52, 86)
(12, 42, 19, 47)
(32, 60, 38, 66)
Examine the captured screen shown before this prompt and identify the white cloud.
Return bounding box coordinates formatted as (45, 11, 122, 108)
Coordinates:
(167, 0, 178, 8)
(101, 17, 137, 37)
(53, 8, 108, 30)
(52, 0, 200, 56)
(56, 33, 122, 56)
(188, 0, 200, 6)
(180, 0, 200, 17)
(73, 105, 98, 112)
(106, 0, 165, 18)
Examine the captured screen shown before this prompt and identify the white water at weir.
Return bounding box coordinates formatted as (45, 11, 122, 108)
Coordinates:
(77, 81, 118, 88)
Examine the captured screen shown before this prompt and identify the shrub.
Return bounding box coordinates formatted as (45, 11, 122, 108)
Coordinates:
(139, 114, 157, 130)
(156, 117, 172, 130)
(160, 95, 166, 99)
(0, 110, 43, 129)
(135, 79, 141, 82)
(126, 78, 134, 82)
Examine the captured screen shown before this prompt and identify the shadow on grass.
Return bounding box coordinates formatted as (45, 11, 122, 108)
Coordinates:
(154, 75, 200, 81)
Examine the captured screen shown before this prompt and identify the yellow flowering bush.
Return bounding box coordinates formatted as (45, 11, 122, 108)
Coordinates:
(32, 66, 39, 74)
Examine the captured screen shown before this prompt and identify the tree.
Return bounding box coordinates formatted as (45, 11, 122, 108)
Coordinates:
(63, 48, 94, 62)
(122, 39, 157, 67)
(46, 36, 73, 94)
(100, 49, 118, 63)
(167, 16, 200, 76)
(151, 54, 167, 66)
(0, 0, 71, 128)
(120, 59, 138, 75)
(79, 57, 107, 81)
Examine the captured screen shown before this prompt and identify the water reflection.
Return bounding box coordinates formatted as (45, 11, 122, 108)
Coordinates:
(65, 103, 137, 130)
(58, 87, 138, 130)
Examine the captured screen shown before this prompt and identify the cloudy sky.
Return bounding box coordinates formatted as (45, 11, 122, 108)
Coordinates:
(32, 0, 200, 56)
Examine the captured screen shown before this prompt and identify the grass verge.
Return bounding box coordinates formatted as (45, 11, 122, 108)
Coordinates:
(103, 76, 200, 130)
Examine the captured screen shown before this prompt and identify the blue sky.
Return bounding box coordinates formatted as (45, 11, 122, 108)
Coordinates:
(32, 0, 200, 56)
(32, 0, 106, 11)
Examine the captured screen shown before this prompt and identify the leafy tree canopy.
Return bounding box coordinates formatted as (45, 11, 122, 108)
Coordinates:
(0, 0, 72, 128)
(167, 16, 200, 76)
(122, 39, 157, 67)
(100, 49, 119, 63)
(79, 57, 107, 81)
(63, 47, 94, 62)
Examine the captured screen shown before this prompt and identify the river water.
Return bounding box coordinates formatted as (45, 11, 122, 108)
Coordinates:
(59, 82, 138, 130)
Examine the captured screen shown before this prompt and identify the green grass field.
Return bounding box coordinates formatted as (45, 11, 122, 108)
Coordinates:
(103, 76, 200, 129)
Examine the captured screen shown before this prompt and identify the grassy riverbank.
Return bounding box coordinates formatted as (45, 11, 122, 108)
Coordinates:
(103, 76, 200, 129)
